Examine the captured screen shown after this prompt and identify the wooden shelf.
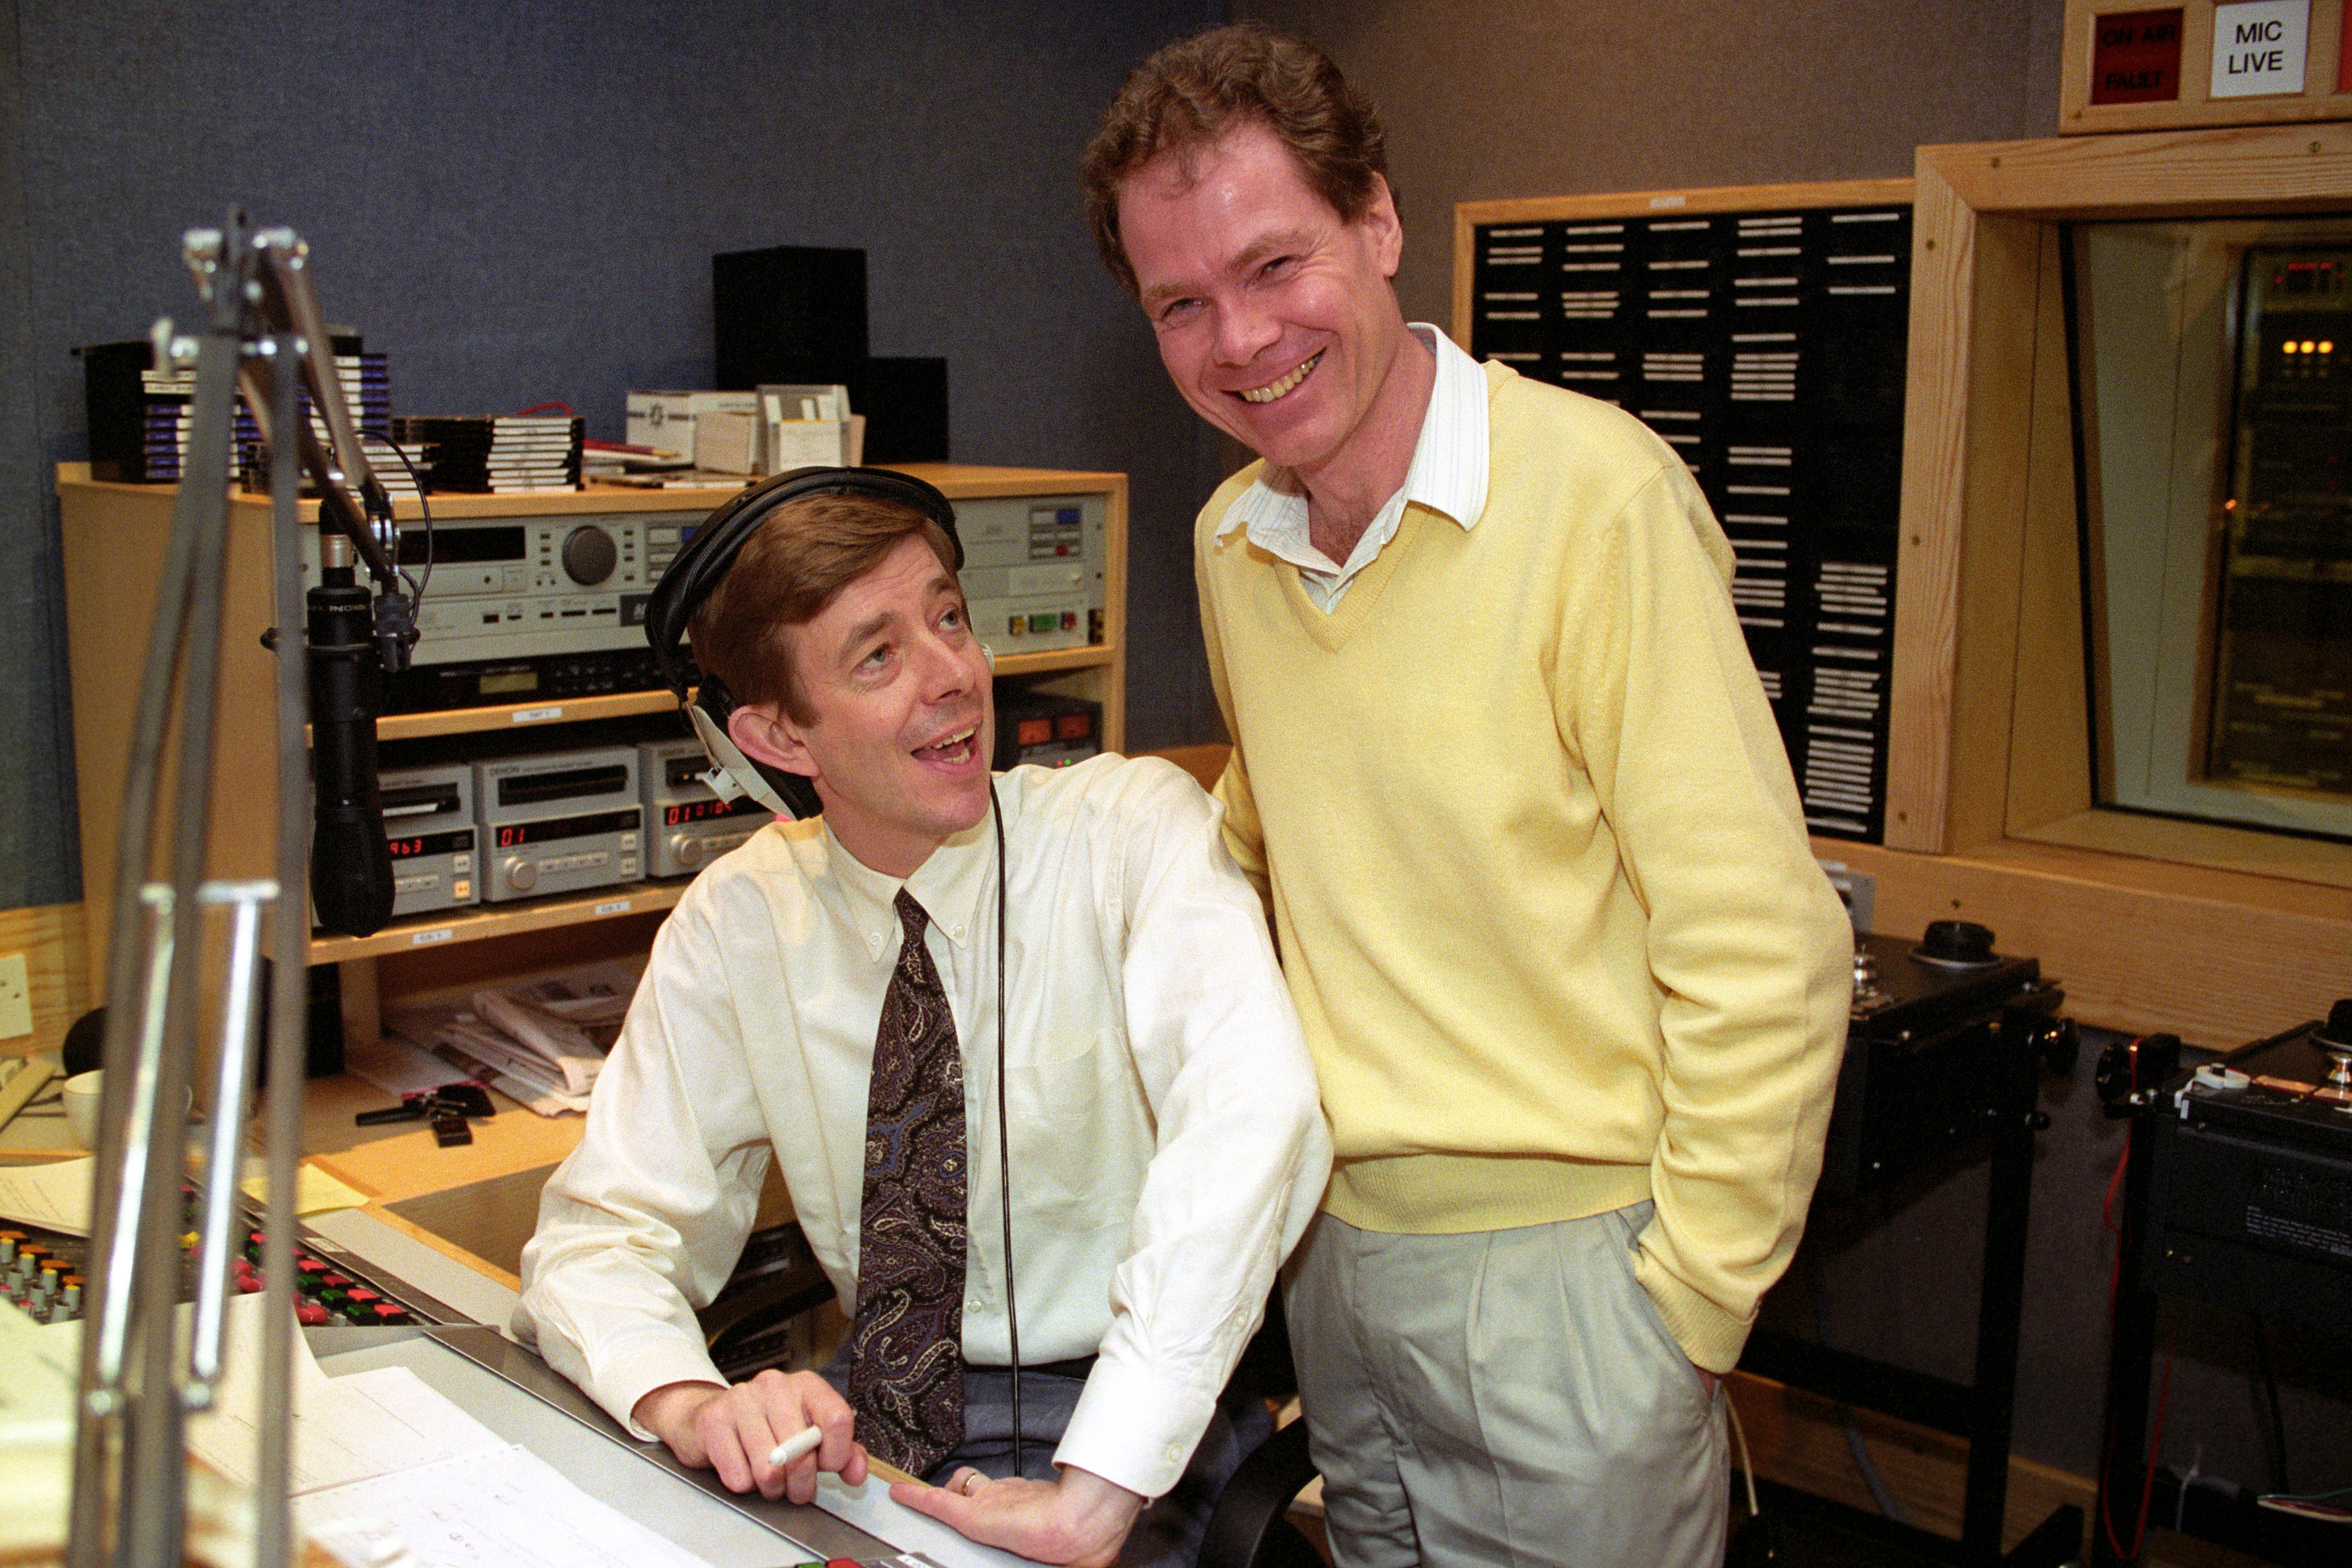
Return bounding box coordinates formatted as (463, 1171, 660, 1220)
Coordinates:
(372, 646, 1115, 744)
(377, 690, 675, 742)
(990, 644, 1115, 677)
(307, 879, 690, 964)
(60, 462, 1127, 1010)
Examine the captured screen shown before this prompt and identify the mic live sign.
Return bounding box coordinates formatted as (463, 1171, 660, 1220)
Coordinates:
(2210, 1, 2309, 99)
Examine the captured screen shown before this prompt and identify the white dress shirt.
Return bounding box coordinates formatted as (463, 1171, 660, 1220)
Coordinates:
(514, 753, 1330, 1500)
(1215, 323, 1491, 610)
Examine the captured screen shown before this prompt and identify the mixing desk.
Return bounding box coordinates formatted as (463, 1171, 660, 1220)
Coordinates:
(1, 1181, 438, 1328)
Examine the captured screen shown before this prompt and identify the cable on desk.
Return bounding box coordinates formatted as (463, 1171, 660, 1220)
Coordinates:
(1801, 1245, 1905, 1524)
(363, 433, 432, 602)
(2101, 1325, 2176, 1562)
(1724, 1385, 1759, 1521)
(2103, 1141, 2130, 1310)
(2249, 1313, 2291, 1496)
(2255, 1486, 2352, 1525)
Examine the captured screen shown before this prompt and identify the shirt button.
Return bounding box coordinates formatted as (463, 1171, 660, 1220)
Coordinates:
(965, 1298, 981, 1314)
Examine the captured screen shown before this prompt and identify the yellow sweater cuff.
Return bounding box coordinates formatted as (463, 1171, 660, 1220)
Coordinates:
(1632, 1248, 1753, 1373)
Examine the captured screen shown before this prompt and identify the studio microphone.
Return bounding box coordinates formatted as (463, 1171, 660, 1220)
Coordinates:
(307, 560, 395, 936)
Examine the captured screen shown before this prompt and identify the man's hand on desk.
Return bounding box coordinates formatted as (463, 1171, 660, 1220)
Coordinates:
(632, 1370, 867, 1504)
(893, 1463, 1143, 1568)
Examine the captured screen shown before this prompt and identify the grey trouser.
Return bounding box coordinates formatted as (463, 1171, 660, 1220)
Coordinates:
(821, 1354, 1265, 1568)
(1285, 1202, 1728, 1568)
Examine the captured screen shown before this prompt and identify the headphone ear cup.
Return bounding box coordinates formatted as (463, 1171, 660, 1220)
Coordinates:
(691, 679, 825, 822)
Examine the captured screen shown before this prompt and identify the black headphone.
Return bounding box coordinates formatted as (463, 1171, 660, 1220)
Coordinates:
(643, 466, 964, 822)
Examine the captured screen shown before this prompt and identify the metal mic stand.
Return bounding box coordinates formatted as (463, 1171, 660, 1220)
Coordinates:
(66, 213, 413, 1568)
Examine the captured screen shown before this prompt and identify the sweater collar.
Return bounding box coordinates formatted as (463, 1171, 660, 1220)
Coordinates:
(1215, 323, 1491, 556)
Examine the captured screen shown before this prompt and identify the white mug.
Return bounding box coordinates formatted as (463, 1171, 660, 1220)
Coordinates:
(61, 1070, 103, 1151)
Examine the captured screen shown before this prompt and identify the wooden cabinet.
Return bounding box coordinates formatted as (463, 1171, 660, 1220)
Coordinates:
(56, 463, 1127, 1021)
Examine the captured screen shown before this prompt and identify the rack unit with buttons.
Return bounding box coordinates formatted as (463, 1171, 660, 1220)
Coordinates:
(56, 462, 1126, 1020)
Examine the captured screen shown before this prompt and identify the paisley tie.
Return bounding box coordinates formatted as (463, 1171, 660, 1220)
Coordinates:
(844, 889, 968, 1476)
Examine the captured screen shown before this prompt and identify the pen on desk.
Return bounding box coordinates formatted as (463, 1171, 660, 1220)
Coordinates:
(768, 1425, 823, 1469)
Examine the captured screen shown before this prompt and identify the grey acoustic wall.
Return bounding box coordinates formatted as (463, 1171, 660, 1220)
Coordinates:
(1240, 0, 2352, 1501)
(1240, 0, 2068, 330)
(0, 0, 1230, 911)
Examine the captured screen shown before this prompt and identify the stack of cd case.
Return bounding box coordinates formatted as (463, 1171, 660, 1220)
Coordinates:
(391, 414, 583, 494)
(78, 335, 392, 486)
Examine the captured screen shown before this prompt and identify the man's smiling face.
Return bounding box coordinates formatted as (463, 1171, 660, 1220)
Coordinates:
(733, 533, 993, 877)
(1117, 119, 1411, 486)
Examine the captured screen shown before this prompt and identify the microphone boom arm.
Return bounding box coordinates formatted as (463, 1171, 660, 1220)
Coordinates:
(227, 229, 403, 600)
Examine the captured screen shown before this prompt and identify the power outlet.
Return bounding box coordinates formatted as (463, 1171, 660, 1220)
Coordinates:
(0, 953, 30, 1040)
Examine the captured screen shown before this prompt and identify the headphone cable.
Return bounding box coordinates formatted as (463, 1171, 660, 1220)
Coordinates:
(990, 780, 1021, 1478)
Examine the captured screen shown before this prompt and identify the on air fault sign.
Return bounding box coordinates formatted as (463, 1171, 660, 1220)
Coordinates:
(2091, 7, 2185, 102)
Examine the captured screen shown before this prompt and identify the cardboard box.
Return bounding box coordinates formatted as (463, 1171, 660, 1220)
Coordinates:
(624, 390, 760, 467)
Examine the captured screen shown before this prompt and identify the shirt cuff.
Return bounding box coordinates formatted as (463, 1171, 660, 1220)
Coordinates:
(1052, 1356, 1217, 1500)
(1631, 1247, 1752, 1375)
(595, 1334, 732, 1441)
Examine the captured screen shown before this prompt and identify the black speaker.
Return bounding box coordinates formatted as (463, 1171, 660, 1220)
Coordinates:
(849, 357, 948, 463)
(712, 245, 868, 392)
(712, 247, 950, 463)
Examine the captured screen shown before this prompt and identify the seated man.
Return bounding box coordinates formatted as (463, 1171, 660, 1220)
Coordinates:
(514, 470, 1330, 1568)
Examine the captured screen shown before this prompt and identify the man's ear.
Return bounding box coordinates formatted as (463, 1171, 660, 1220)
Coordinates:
(1362, 174, 1403, 278)
(729, 701, 818, 781)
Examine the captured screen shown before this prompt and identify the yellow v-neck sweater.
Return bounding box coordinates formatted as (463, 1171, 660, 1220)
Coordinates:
(1195, 361, 1851, 1369)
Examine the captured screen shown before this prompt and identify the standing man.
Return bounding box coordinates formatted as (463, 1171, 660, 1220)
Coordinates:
(515, 473, 1330, 1568)
(1082, 26, 1851, 1566)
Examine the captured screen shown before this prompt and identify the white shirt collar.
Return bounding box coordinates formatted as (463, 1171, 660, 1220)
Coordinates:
(810, 810, 993, 962)
(1214, 324, 1491, 570)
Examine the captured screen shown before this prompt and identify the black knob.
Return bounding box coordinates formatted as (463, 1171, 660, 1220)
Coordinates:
(2040, 1016, 2082, 1076)
(1914, 919, 1997, 967)
(2316, 999, 2352, 1049)
(562, 525, 617, 586)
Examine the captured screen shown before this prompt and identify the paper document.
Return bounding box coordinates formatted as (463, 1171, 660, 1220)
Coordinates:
(185, 1291, 338, 1490)
(384, 958, 641, 1118)
(0, 1304, 75, 1560)
(1, 1298, 78, 1445)
(297, 1443, 721, 1568)
(346, 1031, 469, 1098)
(3, 1311, 251, 1564)
(235, 1157, 368, 1216)
(382, 1007, 583, 1117)
(470, 990, 604, 1096)
(0, 1156, 92, 1236)
(185, 1295, 721, 1565)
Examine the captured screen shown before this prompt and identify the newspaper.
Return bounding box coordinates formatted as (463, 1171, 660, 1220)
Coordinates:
(381, 958, 643, 1117)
